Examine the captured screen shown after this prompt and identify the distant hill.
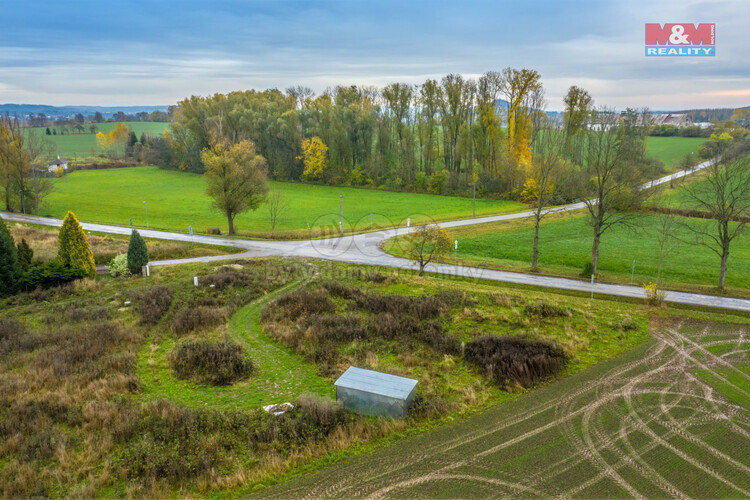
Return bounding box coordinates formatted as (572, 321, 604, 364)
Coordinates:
(0, 104, 170, 120)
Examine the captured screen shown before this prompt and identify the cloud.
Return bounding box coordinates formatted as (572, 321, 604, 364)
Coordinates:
(1, 0, 748, 108)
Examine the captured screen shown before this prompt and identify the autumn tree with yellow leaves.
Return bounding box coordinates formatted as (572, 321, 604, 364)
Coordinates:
(96, 123, 131, 158)
(500, 67, 542, 171)
(299, 136, 328, 179)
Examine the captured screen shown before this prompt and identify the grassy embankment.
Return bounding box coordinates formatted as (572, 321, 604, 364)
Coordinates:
(7, 222, 239, 265)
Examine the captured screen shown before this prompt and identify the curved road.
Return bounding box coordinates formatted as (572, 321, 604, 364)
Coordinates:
(3, 159, 749, 312)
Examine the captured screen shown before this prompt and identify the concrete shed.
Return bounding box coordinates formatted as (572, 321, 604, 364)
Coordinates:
(334, 366, 418, 418)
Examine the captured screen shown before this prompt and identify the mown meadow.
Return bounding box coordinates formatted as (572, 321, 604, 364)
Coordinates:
(44, 166, 526, 238)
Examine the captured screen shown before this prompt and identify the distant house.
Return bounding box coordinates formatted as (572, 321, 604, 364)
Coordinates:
(651, 113, 693, 127)
(47, 156, 68, 173)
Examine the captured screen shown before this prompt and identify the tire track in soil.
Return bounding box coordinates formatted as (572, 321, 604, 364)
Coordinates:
(254, 321, 750, 499)
(293, 339, 671, 499)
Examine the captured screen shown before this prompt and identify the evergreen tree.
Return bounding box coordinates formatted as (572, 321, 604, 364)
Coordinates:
(126, 229, 149, 275)
(0, 218, 22, 296)
(57, 211, 96, 278)
(16, 238, 34, 269)
(45, 127, 51, 135)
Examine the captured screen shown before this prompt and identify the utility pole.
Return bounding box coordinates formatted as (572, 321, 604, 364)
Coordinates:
(143, 200, 148, 229)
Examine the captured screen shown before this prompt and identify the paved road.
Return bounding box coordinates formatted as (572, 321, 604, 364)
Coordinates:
(4, 159, 749, 312)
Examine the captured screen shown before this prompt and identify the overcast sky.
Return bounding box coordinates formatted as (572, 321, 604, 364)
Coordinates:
(1, 0, 748, 110)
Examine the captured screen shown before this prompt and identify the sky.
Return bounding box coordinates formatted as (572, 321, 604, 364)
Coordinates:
(1, 0, 748, 110)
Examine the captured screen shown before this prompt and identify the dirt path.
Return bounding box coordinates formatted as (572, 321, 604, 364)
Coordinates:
(253, 321, 750, 498)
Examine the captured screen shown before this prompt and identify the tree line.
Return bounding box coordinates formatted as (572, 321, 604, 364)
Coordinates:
(158, 70, 617, 199)
(26, 108, 174, 128)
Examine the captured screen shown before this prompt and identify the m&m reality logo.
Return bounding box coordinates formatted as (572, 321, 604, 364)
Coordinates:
(645, 24, 715, 56)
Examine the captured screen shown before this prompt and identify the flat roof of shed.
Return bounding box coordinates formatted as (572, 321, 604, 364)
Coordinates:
(335, 366, 418, 400)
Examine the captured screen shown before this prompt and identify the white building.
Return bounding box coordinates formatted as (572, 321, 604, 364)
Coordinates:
(47, 156, 68, 173)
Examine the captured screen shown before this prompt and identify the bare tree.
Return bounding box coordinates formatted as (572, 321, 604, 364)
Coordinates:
(267, 191, 288, 238)
(682, 156, 750, 289)
(0, 115, 32, 213)
(655, 211, 680, 282)
(579, 108, 650, 275)
(562, 85, 593, 163)
(528, 120, 565, 270)
(24, 129, 55, 215)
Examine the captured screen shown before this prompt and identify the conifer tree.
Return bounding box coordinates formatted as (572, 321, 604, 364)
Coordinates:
(0, 218, 22, 296)
(126, 229, 149, 275)
(16, 238, 34, 269)
(57, 211, 96, 278)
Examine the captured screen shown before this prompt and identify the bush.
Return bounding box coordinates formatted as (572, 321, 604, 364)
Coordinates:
(169, 338, 253, 385)
(57, 211, 96, 278)
(21, 261, 88, 291)
(127, 229, 149, 275)
(268, 288, 335, 321)
(615, 315, 639, 332)
(580, 262, 594, 278)
(202, 267, 256, 290)
(108, 253, 131, 278)
(206, 227, 221, 235)
(366, 271, 387, 283)
(263, 286, 463, 372)
(464, 335, 568, 390)
(525, 300, 569, 318)
(172, 306, 227, 335)
(131, 285, 173, 325)
(294, 394, 350, 437)
(643, 282, 666, 306)
(45, 303, 112, 324)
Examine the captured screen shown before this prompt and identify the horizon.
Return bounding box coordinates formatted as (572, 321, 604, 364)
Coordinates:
(2, 0, 750, 110)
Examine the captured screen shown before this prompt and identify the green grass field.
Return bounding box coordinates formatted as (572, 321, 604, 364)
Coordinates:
(387, 212, 750, 296)
(45, 166, 526, 238)
(136, 278, 333, 410)
(25, 121, 169, 159)
(650, 160, 750, 212)
(645, 136, 706, 169)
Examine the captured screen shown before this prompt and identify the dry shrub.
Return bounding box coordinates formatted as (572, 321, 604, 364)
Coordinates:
(321, 281, 363, 300)
(350, 289, 460, 319)
(202, 267, 260, 291)
(464, 335, 568, 390)
(44, 303, 112, 324)
(294, 394, 350, 438)
(112, 396, 351, 485)
(172, 306, 228, 335)
(168, 338, 253, 385)
(0, 318, 33, 356)
(263, 286, 463, 374)
(365, 271, 387, 283)
(525, 299, 569, 318)
(131, 285, 174, 325)
(263, 288, 334, 322)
